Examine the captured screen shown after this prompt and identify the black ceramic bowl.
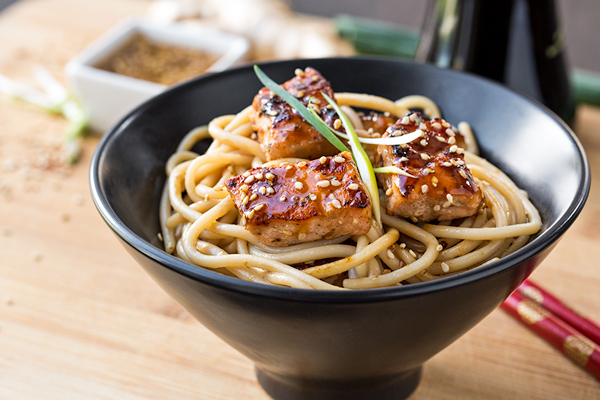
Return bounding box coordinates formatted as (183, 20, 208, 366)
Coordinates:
(90, 58, 589, 400)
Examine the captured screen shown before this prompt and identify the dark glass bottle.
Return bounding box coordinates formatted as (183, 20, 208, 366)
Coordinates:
(416, 0, 575, 123)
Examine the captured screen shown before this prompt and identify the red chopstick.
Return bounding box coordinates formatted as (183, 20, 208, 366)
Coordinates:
(517, 280, 600, 346)
(500, 287, 600, 380)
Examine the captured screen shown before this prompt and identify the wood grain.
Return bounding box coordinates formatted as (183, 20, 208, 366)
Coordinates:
(0, 1, 599, 399)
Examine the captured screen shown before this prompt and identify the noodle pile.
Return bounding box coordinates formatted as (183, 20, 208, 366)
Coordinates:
(159, 93, 541, 290)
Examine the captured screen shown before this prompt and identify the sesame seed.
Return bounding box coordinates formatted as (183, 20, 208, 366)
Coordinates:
(442, 121, 451, 128)
(245, 175, 255, 184)
(331, 180, 342, 187)
(243, 171, 251, 177)
(399, 243, 407, 249)
(71, 194, 84, 206)
(446, 128, 456, 136)
(425, 168, 435, 174)
(309, 193, 317, 200)
(280, 195, 287, 201)
(442, 201, 451, 208)
(435, 136, 446, 142)
(259, 186, 267, 195)
(387, 250, 395, 259)
(457, 147, 465, 155)
(436, 244, 443, 252)
(409, 113, 418, 121)
(266, 187, 275, 194)
(328, 193, 335, 199)
(317, 180, 330, 187)
(296, 90, 304, 98)
(298, 161, 307, 167)
(286, 165, 293, 170)
(266, 172, 275, 180)
(298, 233, 307, 240)
(240, 184, 249, 192)
(246, 209, 255, 219)
(449, 145, 458, 153)
(421, 184, 429, 193)
(331, 199, 342, 209)
(419, 122, 427, 130)
(459, 170, 468, 179)
(311, 98, 321, 105)
(455, 159, 465, 165)
(448, 136, 456, 145)
(368, 128, 374, 134)
(432, 176, 439, 187)
(446, 193, 454, 203)
(408, 249, 417, 257)
(420, 139, 427, 146)
(333, 119, 342, 129)
(254, 204, 264, 211)
(441, 262, 450, 273)
(348, 183, 359, 190)
(320, 156, 327, 164)
(295, 68, 304, 76)
(420, 153, 430, 161)
(386, 188, 393, 196)
(442, 162, 453, 167)
(283, 230, 293, 236)
(250, 193, 258, 201)
(242, 195, 249, 205)
(294, 181, 303, 190)
(255, 173, 264, 180)
(312, 76, 319, 81)
(432, 122, 442, 129)
(401, 116, 410, 124)
(268, 110, 278, 116)
(433, 205, 441, 211)
(334, 156, 346, 163)
(399, 157, 409, 162)
(353, 218, 358, 225)
(384, 112, 390, 117)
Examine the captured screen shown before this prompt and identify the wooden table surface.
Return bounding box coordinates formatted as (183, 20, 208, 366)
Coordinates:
(0, 1, 599, 399)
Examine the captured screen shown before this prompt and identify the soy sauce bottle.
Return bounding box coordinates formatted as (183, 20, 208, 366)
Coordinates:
(416, 0, 575, 124)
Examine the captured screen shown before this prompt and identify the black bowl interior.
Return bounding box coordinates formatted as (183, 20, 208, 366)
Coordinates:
(90, 57, 589, 301)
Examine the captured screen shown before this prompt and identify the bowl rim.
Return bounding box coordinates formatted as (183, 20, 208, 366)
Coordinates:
(89, 56, 591, 303)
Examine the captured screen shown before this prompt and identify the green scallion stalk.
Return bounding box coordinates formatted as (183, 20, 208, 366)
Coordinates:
(321, 93, 381, 225)
(373, 166, 415, 178)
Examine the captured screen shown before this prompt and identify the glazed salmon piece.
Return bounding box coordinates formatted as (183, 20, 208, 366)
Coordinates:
(374, 112, 483, 222)
(225, 152, 371, 246)
(251, 67, 341, 161)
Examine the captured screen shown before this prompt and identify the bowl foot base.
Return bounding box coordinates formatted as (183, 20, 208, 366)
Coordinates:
(256, 366, 422, 400)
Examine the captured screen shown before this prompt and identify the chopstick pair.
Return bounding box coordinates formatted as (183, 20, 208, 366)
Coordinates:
(500, 280, 600, 380)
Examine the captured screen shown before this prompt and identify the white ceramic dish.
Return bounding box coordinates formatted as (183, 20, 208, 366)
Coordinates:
(65, 17, 250, 133)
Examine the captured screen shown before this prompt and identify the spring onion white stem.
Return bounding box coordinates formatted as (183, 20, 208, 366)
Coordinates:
(321, 93, 381, 225)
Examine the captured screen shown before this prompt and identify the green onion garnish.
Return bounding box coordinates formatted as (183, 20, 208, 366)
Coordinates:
(331, 128, 423, 146)
(373, 166, 416, 178)
(321, 93, 381, 225)
(253, 65, 349, 154)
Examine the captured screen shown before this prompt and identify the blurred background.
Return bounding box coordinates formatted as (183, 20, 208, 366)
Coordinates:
(0, 0, 597, 72)
(289, 0, 599, 73)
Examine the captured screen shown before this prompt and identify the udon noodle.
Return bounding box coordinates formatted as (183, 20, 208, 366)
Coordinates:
(159, 92, 541, 290)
